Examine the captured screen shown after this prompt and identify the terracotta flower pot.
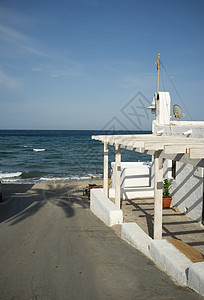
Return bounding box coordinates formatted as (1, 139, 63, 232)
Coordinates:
(163, 197, 172, 208)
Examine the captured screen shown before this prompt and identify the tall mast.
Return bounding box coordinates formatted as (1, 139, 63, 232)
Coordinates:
(154, 53, 160, 100)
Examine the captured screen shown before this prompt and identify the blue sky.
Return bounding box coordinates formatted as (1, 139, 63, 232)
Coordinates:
(0, 0, 203, 130)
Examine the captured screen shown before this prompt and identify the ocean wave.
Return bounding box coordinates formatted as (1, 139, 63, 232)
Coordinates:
(1, 178, 20, 183)
(1, 173, 103, 184)
(33, 149, 46, 152)
(40, 176, 72, 182)
(0, 151, 14, 154)
(39, 174, 99, 182)
(0, 172, 22, 179)
(21, 171, 47, 179)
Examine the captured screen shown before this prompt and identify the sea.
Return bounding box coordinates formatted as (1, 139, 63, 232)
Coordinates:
(0, 130, 151, 184)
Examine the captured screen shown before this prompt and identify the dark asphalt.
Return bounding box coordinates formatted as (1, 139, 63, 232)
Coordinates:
(0, 183, 202, 299)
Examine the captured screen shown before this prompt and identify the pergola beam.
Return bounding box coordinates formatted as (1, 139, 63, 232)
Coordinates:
(189, 148, 204, 159)
(92, 135, 204, 166)
(164, 144, 204, 154)
(92, 134, 204, 144)
(92, 133, 204, 241)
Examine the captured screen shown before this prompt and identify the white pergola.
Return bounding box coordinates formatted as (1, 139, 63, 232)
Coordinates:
(92, 134, 204, 240)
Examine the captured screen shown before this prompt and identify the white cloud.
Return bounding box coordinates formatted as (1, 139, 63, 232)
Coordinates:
(48, 64, 85, 78)
(0, 23, 27, 43)
(20, 44, 47, 57)
(0, 23, 48, 57)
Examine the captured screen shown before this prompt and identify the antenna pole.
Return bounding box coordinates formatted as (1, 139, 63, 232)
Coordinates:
(154, 53, 160, 100)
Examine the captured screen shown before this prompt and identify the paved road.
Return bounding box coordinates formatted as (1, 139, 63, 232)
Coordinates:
(0, 183, 202, 299)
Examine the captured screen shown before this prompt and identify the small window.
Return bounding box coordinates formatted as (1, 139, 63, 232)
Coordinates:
(172, 160, 176, 179)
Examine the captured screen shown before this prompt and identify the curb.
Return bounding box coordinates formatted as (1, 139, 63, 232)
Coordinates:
(90, 194, 204, 296)
(150, 239, 192, 286)
(121, 222, 152, 259)
(188, 262, 204, 296)
(90, 189, 123, 227)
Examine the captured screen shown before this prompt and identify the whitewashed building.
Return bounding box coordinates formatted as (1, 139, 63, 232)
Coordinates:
(152, 92, 204, 224)
(91, 60, 204, 294)
(92, 91, 204, 237)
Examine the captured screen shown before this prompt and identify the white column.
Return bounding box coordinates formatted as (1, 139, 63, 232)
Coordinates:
(115, 144, 121, 208)
(154, 150, 163, 240)
(103, 142, 109, 198)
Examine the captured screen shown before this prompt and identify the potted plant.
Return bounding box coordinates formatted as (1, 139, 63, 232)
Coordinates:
(163, 179, 172, 208)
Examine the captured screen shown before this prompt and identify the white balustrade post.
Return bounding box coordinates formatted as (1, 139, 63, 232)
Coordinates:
(103, 142, 109, 198)
(115, 144, 121, 208)
(154, 150, 163, 240)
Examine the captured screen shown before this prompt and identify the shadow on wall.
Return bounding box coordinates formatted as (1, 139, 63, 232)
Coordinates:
(171, 163, 203, 222)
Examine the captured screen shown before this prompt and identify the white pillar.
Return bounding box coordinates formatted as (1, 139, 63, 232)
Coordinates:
(156, 92, 171, 125)
(103, 142, 109, 198)
(154, 150, 163, 240)
(115, 144, 121, 208)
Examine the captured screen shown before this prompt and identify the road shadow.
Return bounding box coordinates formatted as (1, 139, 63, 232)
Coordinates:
(0, 182, 91, 225)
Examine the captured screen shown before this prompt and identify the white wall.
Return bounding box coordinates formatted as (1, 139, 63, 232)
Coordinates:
(111, 162, 152, 189)
(153, 120, 204, 223)
(171, 163, 203, 222)
(155, 92, 171, 125)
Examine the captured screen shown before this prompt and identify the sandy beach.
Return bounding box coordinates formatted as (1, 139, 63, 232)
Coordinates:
(1, 180, 103, 201)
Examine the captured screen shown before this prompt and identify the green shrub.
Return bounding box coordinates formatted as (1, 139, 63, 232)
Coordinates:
(163, 179, 171, 198)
